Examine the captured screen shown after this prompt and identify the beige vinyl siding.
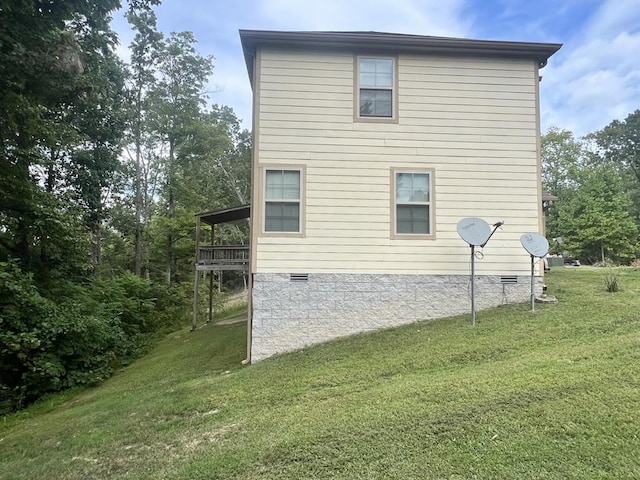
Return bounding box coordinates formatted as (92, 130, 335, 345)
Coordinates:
(255, 47, 541, 275)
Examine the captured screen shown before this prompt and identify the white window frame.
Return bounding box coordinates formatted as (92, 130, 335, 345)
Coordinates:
(262, 166, 305, 236)
(355, 55, 398, 122)
(391, 168, 435, 239)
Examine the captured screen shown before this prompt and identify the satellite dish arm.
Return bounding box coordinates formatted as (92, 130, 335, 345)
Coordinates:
(481, 221, 504, 248)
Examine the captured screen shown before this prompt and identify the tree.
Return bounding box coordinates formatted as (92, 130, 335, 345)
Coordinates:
(148, 31, 214, 285)
(0, 0, 125, 279)
(124, 6, 163, 277)
(540, 128, 586, 243)
(541, 127, 584, 196)
(591, 110, 640, 181)
(588, 110, 640, 225)
(556, 165, 638, 264)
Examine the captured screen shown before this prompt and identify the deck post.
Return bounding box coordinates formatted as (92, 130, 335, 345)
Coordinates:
(192, 269, 199, 331)
(208, 270, 214, 323)
(195, 216, 201, 263)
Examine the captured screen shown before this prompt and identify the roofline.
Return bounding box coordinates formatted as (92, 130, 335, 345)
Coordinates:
(239, 29, 562, 84)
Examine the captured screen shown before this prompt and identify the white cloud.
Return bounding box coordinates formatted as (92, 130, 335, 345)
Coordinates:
(540, 0, 640, 135)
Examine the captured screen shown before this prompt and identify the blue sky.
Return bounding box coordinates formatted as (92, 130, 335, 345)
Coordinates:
(112, 0, 640, 136)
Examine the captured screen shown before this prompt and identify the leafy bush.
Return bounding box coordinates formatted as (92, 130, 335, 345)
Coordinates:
(0, 261, 125, 412)
(91, 273, 157, 337)
(0, 262, 192, 413)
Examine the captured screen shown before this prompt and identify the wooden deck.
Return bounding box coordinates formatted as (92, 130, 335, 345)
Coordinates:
(196, 245, 250, 271)
(193, 205, 251, 331)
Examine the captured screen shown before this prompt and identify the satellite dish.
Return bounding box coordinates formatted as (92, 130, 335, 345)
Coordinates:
(520, 233, 549, 258)
(457, 217, 491, 246)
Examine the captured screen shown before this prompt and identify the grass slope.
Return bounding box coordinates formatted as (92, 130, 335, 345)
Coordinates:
(2, 268, 640, 479)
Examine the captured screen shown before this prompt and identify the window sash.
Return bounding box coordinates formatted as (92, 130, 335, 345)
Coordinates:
(358, 57, 394, 118)
(396, 172, 430, 203)
(359, 58, 393, 87)
(266, 170, 300, 200)
(264, 169, 301, 233)
(359, 89, 392, 117)
(394, 172, 431, 235)
(397, 205, 430, 234)
(265, 202, 300, 232)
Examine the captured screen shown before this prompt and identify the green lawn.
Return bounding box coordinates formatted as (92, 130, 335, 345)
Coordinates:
(2, 268, 640, 479)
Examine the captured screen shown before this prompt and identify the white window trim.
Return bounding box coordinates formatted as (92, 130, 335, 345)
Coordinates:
(391, 168, 435, 240)
(354, 55, 398, 123)
(261, 166, 306, 237)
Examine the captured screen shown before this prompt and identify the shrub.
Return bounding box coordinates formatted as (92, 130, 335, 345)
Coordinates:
(91, 273, 157, 337)
(0, 261, 127, 412)
(604, 271, 620, 293)
(0, 260, 195, 413)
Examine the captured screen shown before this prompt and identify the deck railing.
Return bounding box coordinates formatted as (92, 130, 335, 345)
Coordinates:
(197, 245, 249, 270)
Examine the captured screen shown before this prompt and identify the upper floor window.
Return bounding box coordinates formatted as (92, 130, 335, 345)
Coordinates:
(264, 169, 302, 233)
(357, 57, 395, 119)
(393, 170, 433, 237)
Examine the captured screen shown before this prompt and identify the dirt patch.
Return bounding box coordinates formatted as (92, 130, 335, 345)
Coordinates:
(216, 315, 246, 325)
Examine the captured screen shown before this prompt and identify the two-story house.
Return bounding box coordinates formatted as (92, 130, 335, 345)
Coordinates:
(237, 30, 561, 362)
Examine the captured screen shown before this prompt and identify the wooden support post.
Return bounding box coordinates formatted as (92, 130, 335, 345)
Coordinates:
(192, 269, 199, 331)
(208, 270, 214, 323)
(207, 223, 215, 324)
(195, 216, 201, 263)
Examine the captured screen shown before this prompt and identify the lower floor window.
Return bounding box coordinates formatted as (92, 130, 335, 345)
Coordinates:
(264, 168, 302, 233)
(394, 170, 433, 236)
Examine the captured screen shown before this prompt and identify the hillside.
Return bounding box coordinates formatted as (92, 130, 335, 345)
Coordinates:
(1, 268, 640, 479)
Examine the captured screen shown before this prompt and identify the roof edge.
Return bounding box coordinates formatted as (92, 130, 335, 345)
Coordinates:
(239, 29, 562, 82)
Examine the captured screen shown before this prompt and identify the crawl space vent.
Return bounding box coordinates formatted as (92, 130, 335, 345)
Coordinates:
(500, 275, 518, 285)
(290, 273, 309, 282)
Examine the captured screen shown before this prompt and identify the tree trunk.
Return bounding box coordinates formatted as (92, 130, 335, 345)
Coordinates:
(601, 242, 605, 263)
(165, 139, 175, 286)
(92, 213, 102, 275)
(134, 85, 143, 276)
(14, 133, 33, 269)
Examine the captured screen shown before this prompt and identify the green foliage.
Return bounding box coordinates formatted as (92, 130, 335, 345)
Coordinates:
(0, 0, 127, 277)
(92, 272, 192, 335)
(604, 271, 620, 292)
(0, 260, 123, 412)
(556, 165, 638, 263)
(0, 0, 249, 415)
(589, 110, 640, 232)
(591, 109, 640, 182)
(541, 127, 584, 196)
(0, 261, 191, 413)
(91, 273, 158, 337)
(541, 128, 587, 244)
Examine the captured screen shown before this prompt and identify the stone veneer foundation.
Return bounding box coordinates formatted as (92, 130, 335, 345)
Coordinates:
(251, 273, 542, 361)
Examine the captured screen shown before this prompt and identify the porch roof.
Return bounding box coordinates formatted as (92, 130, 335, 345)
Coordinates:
(196, 205, 250, 226)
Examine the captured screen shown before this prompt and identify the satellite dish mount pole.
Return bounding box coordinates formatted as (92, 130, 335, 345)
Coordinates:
(457, 217, 500, 327)
(529, 254, 535, 312)
(520, 233, 549, 313)
(470, 244, 476, 326)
